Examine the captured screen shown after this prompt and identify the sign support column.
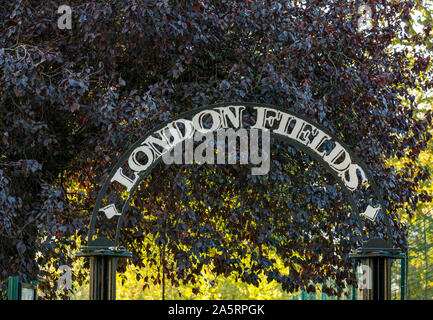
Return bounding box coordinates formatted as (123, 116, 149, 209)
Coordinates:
(350, 238, 404, 300)
(77, 240, 131, 300)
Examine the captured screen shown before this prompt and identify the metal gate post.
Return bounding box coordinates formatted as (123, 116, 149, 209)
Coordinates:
(401, 253, 406, 300)
(351, 266, 358, 300)
(301, 290, 307, 300)
(77, 240, 131, 300)
(350, 238, 404, 300)
(7, 276, 19, 300)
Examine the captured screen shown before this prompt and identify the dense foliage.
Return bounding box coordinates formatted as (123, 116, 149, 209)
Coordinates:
(1, 0, 432, 299)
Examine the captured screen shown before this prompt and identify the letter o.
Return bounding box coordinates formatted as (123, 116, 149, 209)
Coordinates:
(192, 110, 221, 133)
(128, 145, 154, 172)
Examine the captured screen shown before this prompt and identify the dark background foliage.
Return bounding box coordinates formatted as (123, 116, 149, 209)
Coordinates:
(0, 0, 432, 299)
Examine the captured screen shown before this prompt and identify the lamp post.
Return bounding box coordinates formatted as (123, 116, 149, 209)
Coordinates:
(350, 238, 405, 300)
(77, 237, 131, 300)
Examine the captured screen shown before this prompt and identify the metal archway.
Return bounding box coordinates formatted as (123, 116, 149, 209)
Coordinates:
(77, 102, 400, 300)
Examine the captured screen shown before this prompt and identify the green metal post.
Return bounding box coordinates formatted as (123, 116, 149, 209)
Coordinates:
(406, 245, 411, 299)
(423, 215, 428, 300)
(7, 276, 19, 300)
(352, 266, 358, 300)
(309, 290, 315, 300)
(301, 290, 307, 300)
(401, 253, 406, 300)
(405, 249, 409, 299)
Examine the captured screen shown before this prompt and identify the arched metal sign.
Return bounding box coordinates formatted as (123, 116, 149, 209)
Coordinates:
(86, 102, 391, 247)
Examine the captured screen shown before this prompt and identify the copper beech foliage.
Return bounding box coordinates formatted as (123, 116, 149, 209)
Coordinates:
(0, 0, 432, 299)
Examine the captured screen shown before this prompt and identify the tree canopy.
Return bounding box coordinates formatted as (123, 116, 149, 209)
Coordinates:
(1, 0, 432, 299)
